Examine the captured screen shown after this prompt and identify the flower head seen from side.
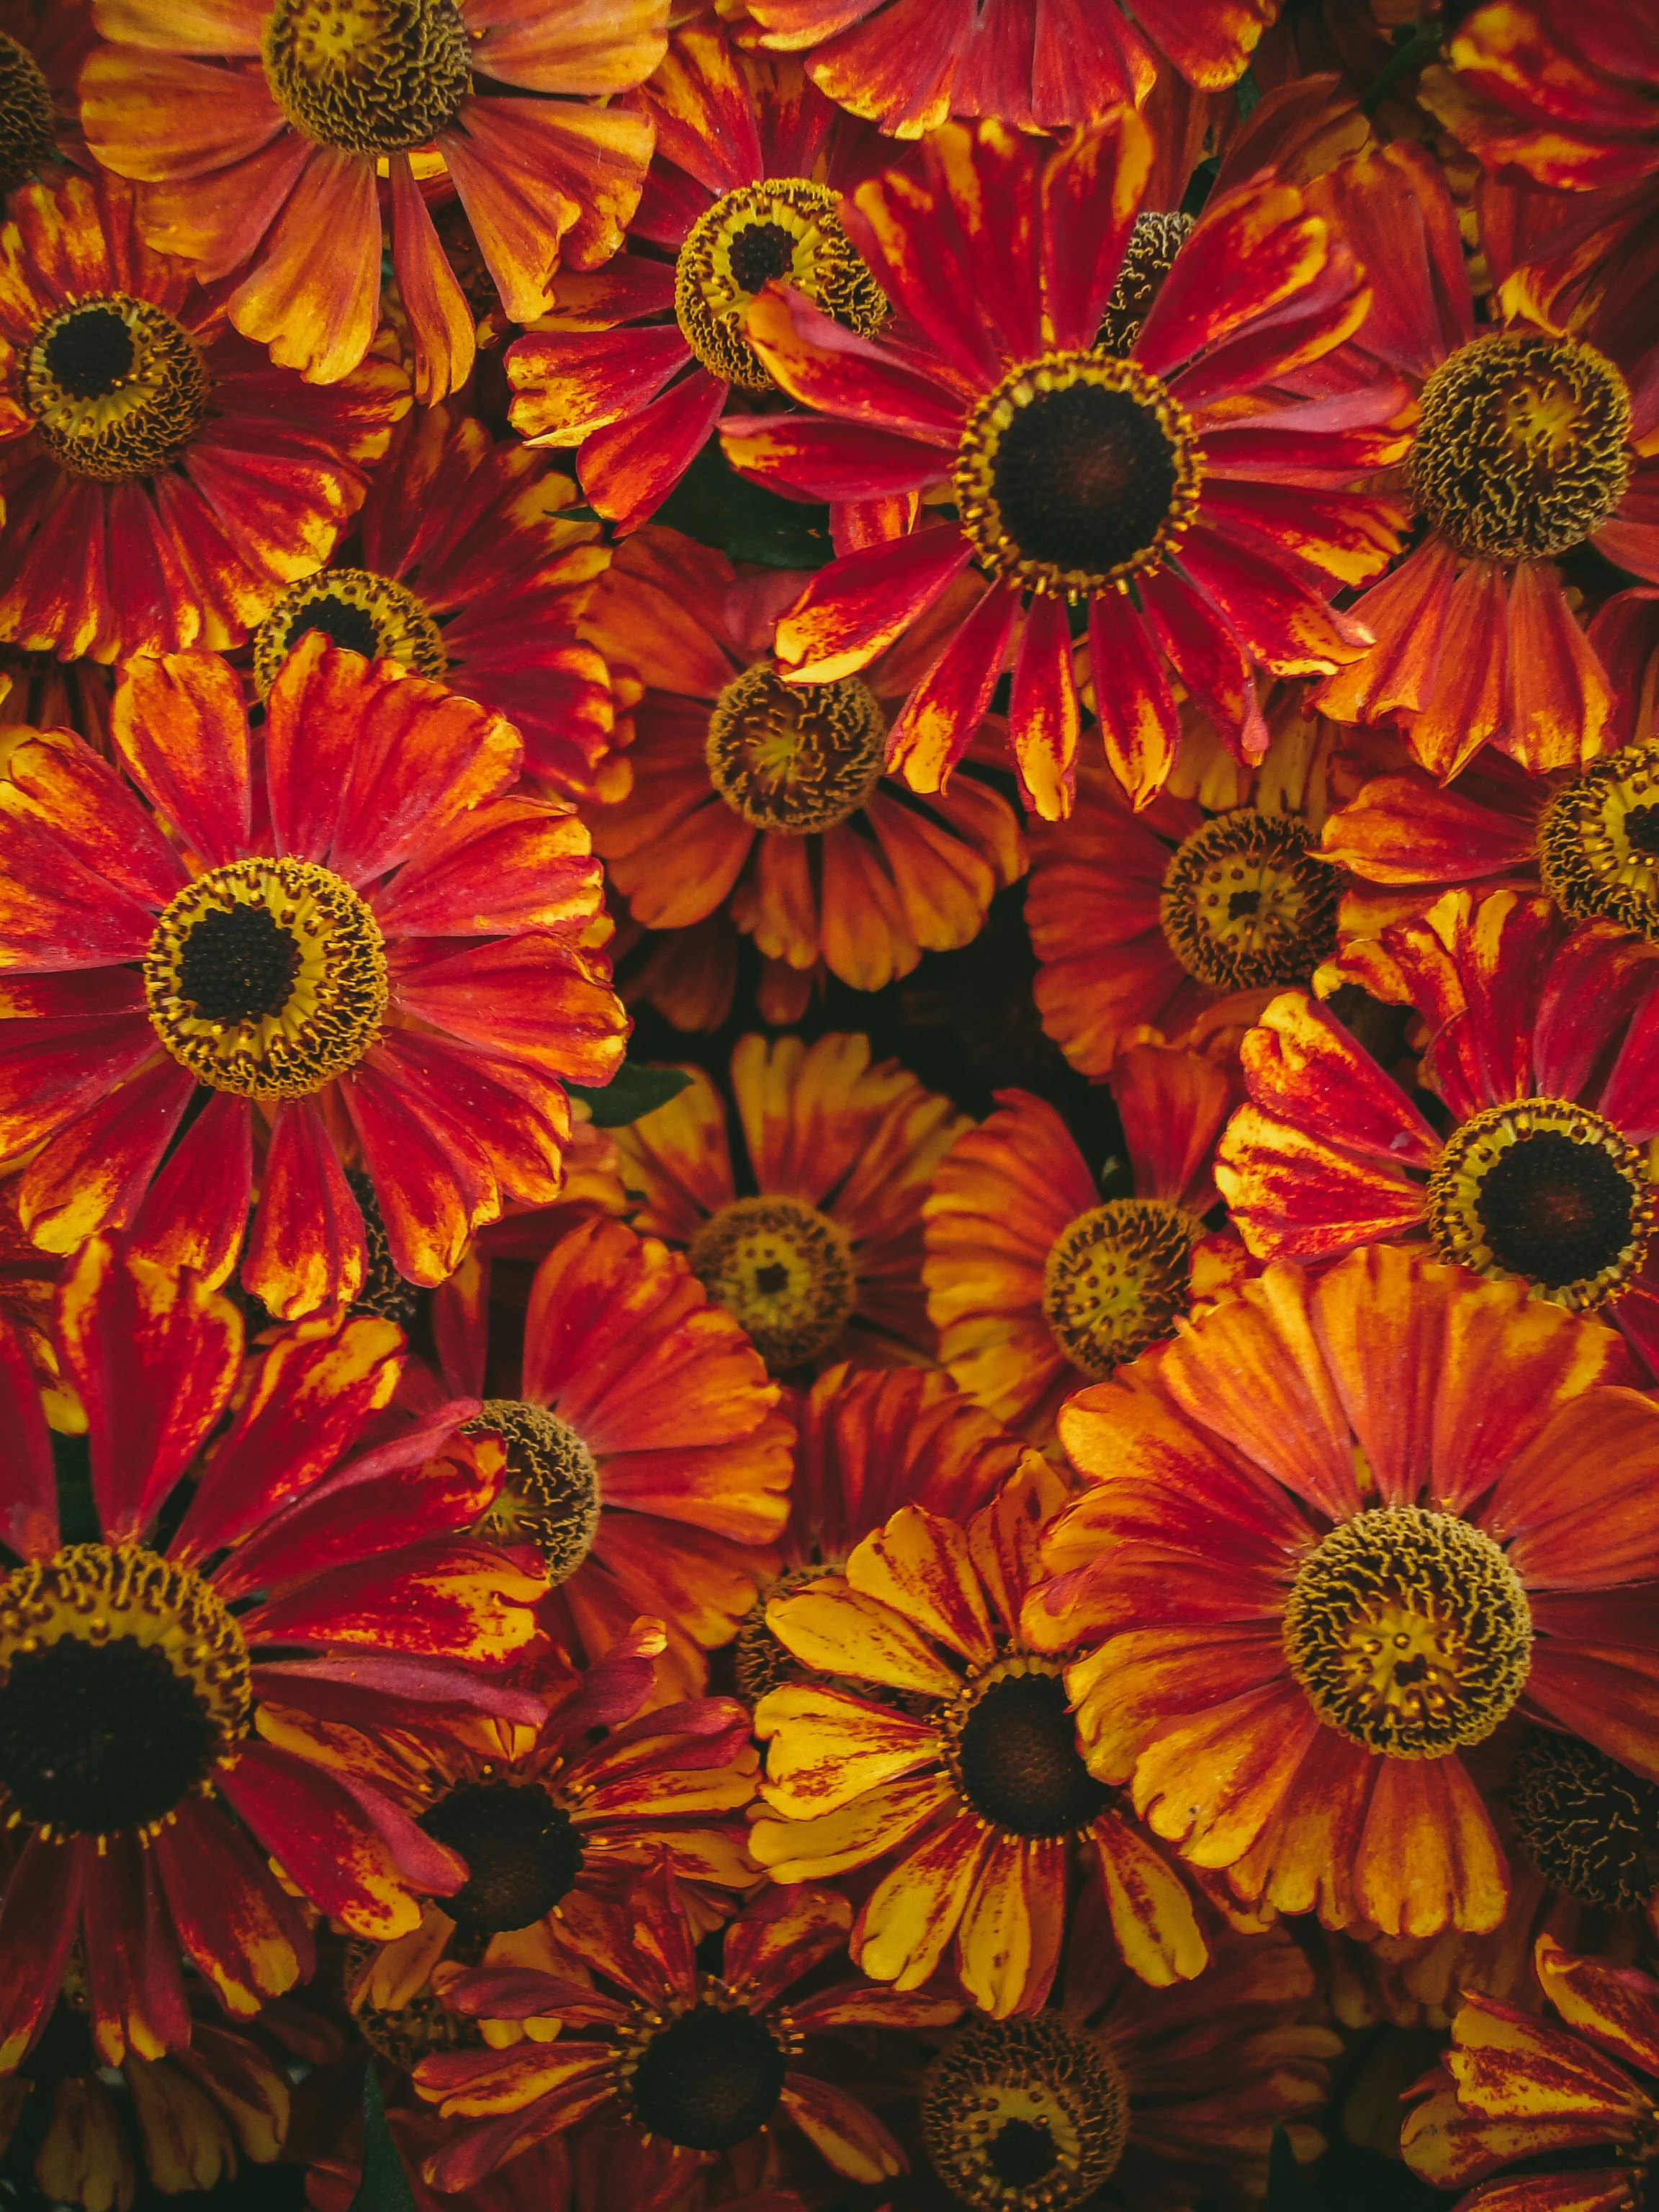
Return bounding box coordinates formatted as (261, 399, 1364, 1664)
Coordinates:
(580, 526, 1025, 994)
(0, 1233, 549, 2076)
(421, 1215, 793, 1696)
(611, 1033, 967, 1375)
(923, 1047, 1244, 1443)
(1215, 887, 1659, 1373)
(78, 0, 667, 402)
(1402, 1933, 1659, 2209)
(722, 113, 1406, 818)
(752, 1459, 1213, 2016)
(0, 169, 408, 662)
(0, 636, 626, 1321)
(505, 30, 887, 534)
(413, 1863, 956, 2194)
(251, 401, 626, 806)
(1027, 1242, 1659, 1941)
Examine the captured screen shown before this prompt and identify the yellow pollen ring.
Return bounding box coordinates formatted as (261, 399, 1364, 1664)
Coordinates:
(1042, 1199, 1197, 1380)
(705, 662, 887, 835)
(261, 0, 473, 156)
(25, 294, 210, 483)
(469, 1400, 601, 1587)
(252, 568, 448, 695)
(1159, 809, 1341, 992)
(922, 2012, 1129, 2212)
(688, 1195, 855, 1371)
(1537, 739, 1659, 945)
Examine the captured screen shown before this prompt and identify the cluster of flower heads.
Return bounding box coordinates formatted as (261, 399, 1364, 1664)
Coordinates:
(1, 1, 1659, 2210)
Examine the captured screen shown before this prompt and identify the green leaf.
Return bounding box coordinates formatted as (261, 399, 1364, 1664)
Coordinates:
(1268, 2125, 1328, 2212)
(348, 2069, 418, 2212)
(1236, 62, 1262, 118)
(653, 437, 832, 567)
(569, 1061, 692, 1128)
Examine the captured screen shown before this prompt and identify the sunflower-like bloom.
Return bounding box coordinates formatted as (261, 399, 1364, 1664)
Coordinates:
(0, 0, 94, 205)
(0, 1234, 549, 2074)
(1028, 1243, 1659, 1939)
(580, 526, 1025, 993)
(413, 1863, 956, 2193)
(1310, 139, 1659, 775)
(735, 0, 1280, 137)
(505, 29, 885, 534)
(420, 1216, 793, 1694)
(1402, 1933, 1659, 2208)
(0, 171, 408, 662)
(752, 1460, 1215, 2015)
(79, 0, 667, 403)
(923, 1048, 1245, 1442)
(251, 402, 626, 806)
(721, 114, 1406, 817)
(0, 637, 626, 1320)
(611, 1033, 966, 1374)
(1215, 888, 1659, 1372)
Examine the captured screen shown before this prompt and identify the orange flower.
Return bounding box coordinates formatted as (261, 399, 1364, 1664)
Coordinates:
(80, 0, 667, 401)
(1029, 1244, 1659, 1941)
(922, 1047, 1245, 1442)
(0, 170, 407, 661)
(580, 526, 1025, 994)
(610, 1033, 967, 1374)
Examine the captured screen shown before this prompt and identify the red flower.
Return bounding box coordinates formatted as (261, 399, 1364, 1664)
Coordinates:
(0, 1234, 547, 2074)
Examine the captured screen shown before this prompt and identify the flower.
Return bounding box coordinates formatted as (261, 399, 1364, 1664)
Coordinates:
(0, 635, 626, 1319)
(420, 1215, 793, 1694)
(0, 169, 408, 662)
(0, 1233, 549, 2073)
(0, 0, 95, 205)
(79, 0, 666, 402)
(609, 1033, 967, 1373)
(1214, 888, 1659, 1374)
(721, 114, 1405, 817)
(1401, 1933, 1659, 2208)
(1028, 1242, 1659, 1939)
(752, 1458, 1214, 2015)
(579, 525, 1025, 992)
(1309, 138, 1659, 775)
(922, 1047, 1245, 1442)
(734, 0, 1282, 138)
(413, 1864, 956, 2193)
(505, 29, 885, 533)
(250, 400, 626, 806)
(731, 1359, 1032, 1704)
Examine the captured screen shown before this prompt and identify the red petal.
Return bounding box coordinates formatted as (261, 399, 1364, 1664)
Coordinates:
(1086, 589, 1180, 806)
(1137, 567, 1267, 760)
(111, 653, 252, 869)
(884, 580, 1020, 795)
(81, 1837, 191, 2065)
(150, 1801, 313, 2017)
(242, 1095, 368, 1322)
(1006, 592, 1079, 819)
(774, 523, 974, 683)
(127, 1089, 253, 1290)
(0, 1830, 82, 2071)
(578, 364, 727, 532)
(1040, 108, 1153, 353)
(390, 154, 477, 405)
(0, 1310, 58, 1560)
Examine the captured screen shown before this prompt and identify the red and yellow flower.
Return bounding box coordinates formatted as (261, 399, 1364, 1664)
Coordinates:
(751, 1459, 1215, 2015)
(413, 1864, 956, 2193)
(251, 401, 626, 806)
(610, 1033, 967, 1373)
(1029, 1243, 1659, 1939)
(0, 636, 626, 1320)
(0, 169, 408, 662)
(922, 1047, 1245, 1442)
(580, 525, 1024, 994)
(505, 29, 885, 534)
(1215, 889, 1659, 1374)
(0, 1233, 548, 2074)
(79, 0, 666, 402)
(721, 113, 1405, 817)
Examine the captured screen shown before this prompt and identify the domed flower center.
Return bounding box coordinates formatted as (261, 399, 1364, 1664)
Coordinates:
(1160, 811, 1341, 992)
(626, 1999, 789, 2152)
(1538, 739, 1659, 945)
(1508, 1727, 1659, 1912)
(733, 1563, 833, 1704)
(253, 569, 447, 694)
(0, 31, 56, 197)
(1043, 1200, 1197, 1380)
(261, 0, 472, 156)
(1097, 210, 1194, 356)
(1283, 1506, 1532, 1758)
(417, 1779, 586, 1936)
(688, 1195, 856, 1370)
(922, 2013, 1129, 2212)
(25, 295, 209, 482)
(145, 858, 388, 1100)
(955, 350, 1200, 603)
(675, 178, 886, 390)
(346, 1939, 480, 2067)
(0, 1545, 250, 1842)
(944, 1657, 1110, 1840)
(1408, 333, 1631, 562)
(343, 1167, 420, 1328)
(705, 662, 887, 835)
(1426, 1097, 1655, 1310)
(469, 1400, 601, 1586)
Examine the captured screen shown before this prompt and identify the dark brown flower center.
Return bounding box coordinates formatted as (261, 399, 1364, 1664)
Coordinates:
(923, 2013, 1129, 2212)
(675, 178, 886, 390)
(948, 1662, 1110, 1839)
(1042, 1200, 1196, 1378)
(1537, 739, 1659, 945)
(469, 1401, 602, 1586)
(262, 0, 472, 155)
(688, 1196, 856, 1371)
(629, 2003, 788, 2152)
(418, 1781, 586, 1936)
(253, 569, 448, 694)
(0, 30, 55, 197)
(705, 662, 887, 835)
(26, 294, 209, 482)
(1160, 811, 1341, 991)
(1097, 210, 1194, 355)
(1509, 1728, 1659, 1911)
(344, 1168, 421, 1330)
